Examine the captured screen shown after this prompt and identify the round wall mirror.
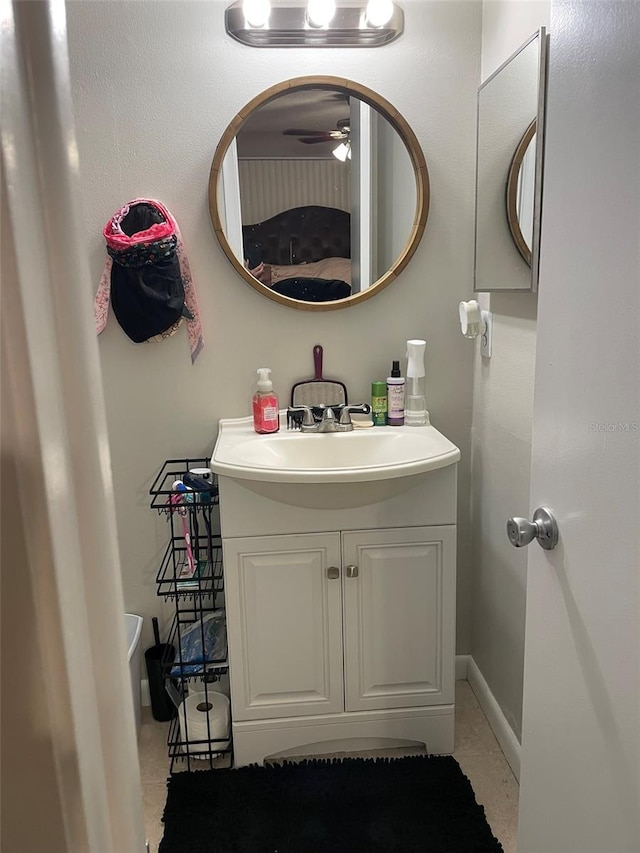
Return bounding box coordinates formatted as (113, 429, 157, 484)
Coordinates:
(506, 119, 536, 266)
(209, 76, 429, 311)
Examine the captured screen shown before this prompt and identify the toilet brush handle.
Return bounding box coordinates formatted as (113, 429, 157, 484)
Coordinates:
(152, 617, 161, 647)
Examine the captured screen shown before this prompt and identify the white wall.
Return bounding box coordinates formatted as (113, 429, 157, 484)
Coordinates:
(65, 0, 481, 655)
(470, 0, 550, 742)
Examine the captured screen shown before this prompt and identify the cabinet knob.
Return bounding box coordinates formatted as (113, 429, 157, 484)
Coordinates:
(327, 566, 340, 579)
(345, 565, 359, 578)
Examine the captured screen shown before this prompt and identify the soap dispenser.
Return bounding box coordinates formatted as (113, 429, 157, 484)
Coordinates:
(405, 339, 429, 426)
(253, 368, 279, 434)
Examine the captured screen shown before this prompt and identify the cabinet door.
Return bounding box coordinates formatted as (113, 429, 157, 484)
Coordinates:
(342, 526, 456, 712)
(223, 533, 344, 721)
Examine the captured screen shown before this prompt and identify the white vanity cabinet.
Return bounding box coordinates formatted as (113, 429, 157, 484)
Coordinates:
(342, 527, 456, 713)
(225, 526, 455, 719)
(217, 462, 458, 767)
(223, 532, 345, 721)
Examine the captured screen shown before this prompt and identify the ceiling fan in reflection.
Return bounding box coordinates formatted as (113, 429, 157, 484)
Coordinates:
(283, 120, 351, 160)
(282, 118, 350, 144)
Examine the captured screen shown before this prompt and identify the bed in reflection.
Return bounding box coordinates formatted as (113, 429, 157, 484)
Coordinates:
(242, 205, 351, 302)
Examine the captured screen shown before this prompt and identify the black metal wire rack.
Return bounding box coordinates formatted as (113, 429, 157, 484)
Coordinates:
(149, 458, 233, 772)
(165, 679, 232, 772)
(149, 457, 220, 510)
(155, 538, 224, 601)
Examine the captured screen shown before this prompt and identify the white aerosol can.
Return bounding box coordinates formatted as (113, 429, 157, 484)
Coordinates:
(405, 339, 429, 426)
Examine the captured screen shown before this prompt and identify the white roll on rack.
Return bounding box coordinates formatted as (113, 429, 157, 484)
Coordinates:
(178, 690, 230, 756)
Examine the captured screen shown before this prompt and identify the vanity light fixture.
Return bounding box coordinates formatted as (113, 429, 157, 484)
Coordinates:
(225, 0, 403, 47)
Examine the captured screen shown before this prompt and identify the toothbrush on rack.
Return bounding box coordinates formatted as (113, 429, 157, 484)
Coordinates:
(179, 527, 196, 579)
(168, 486, 196, 579)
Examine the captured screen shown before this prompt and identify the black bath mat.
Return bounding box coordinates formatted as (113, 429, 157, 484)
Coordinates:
(159, 755, 503, 852)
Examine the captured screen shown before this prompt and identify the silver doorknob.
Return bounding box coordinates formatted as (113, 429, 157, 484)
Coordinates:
(507, 507, 559, 550)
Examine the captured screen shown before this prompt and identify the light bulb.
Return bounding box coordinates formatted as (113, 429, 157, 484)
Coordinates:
(332, 141, 350, 162)
(307, 0, 336, 28)
(365, 0, 393, 27)
(242, 0, 271, 27)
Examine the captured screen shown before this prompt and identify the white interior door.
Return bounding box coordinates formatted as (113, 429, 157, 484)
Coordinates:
(517, 3, 640, 850)
(349, 99, 376, 293)
(220, 138, 244, 262)
(2, 2, 146, 849)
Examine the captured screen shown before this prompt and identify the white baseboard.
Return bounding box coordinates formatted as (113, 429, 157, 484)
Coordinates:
(455, 654, 470, 681)
(465, 656, 521, 781)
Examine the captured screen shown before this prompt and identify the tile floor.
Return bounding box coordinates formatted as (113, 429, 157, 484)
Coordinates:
(139, 680, 519, 852)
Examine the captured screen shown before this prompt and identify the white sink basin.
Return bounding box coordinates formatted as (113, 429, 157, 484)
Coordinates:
(211, 414, 460, 485)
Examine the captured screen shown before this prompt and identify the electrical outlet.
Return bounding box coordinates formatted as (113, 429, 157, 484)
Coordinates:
(480, 310, 492, 358)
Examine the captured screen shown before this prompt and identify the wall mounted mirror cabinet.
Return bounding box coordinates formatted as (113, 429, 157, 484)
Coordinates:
(474, 28, 549, 293)
(209, 76, 429, 311)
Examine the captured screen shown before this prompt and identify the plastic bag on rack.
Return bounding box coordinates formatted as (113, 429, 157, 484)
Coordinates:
(171, 611, 227, 677)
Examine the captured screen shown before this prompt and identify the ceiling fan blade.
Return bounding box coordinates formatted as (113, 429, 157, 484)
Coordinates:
(282, 128, 328, 136)
(298, 136, 336, 144)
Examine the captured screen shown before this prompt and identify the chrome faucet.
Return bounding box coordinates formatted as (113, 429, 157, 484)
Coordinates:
(287, 403, 371, 433)
(318, 406, 338, 432)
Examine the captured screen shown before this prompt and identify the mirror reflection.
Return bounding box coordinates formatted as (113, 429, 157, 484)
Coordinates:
(474, 29, 547, 292)
(506, 120, 536, 265)
(210, 78, 428, 309)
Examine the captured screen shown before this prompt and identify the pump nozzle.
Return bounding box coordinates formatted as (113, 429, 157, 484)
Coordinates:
(256, 367, 273, 392)
(406, 339, 426, 378)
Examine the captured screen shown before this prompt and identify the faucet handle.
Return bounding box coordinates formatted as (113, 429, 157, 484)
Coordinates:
(338, 403, 371, 426)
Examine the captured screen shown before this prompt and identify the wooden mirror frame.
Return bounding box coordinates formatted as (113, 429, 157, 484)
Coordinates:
(506, 118, 536, 266)
(208, 76, 429, 312)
